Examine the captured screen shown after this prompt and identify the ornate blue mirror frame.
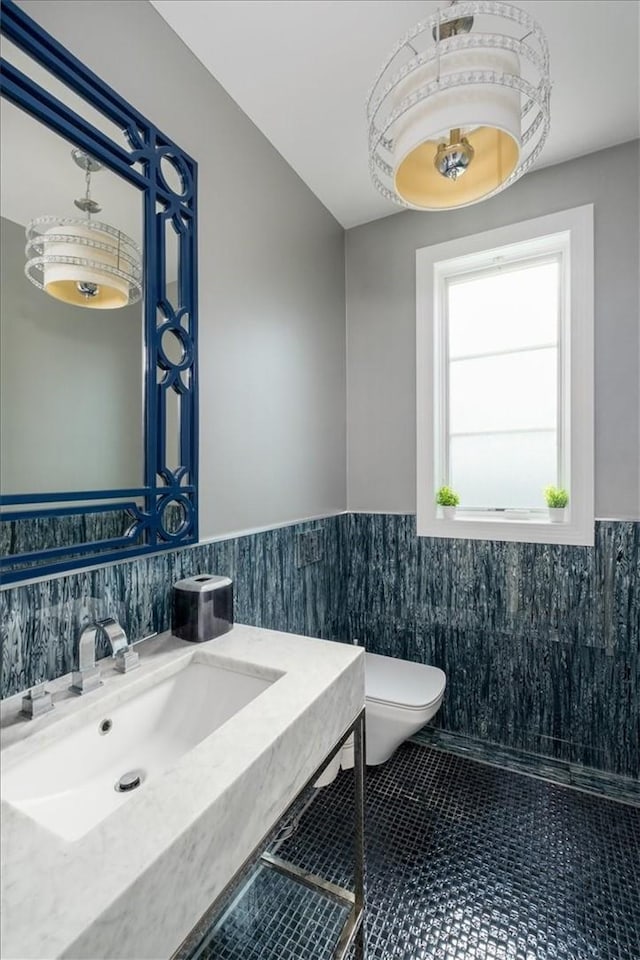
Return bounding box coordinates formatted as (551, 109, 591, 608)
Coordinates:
(0, 0, 198, 585)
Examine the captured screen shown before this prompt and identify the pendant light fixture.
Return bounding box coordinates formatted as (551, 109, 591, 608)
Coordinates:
(367, 0, 550, 211)
(24, 149, 142, 309)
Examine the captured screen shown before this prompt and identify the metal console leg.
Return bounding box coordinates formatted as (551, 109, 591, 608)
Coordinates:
(331, 709, 366, 959)
(353, 710, 366, 960)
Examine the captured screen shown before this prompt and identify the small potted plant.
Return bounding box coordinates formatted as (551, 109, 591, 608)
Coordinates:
(544, 485, 569, 522)
(436, 485, 460, 519)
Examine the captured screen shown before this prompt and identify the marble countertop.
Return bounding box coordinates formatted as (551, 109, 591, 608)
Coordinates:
(1, 626, 364, 960)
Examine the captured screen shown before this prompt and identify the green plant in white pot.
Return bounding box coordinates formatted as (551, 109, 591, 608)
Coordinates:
(436, 485, 460, 520)
(544, 485, 569, 522)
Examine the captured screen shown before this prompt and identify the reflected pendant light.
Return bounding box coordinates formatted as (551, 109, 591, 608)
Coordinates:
(24, 149, 142, 309)
(367, 0, 550, 211)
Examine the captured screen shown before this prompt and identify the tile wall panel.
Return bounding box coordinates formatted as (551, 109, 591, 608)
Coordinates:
(0, 516, 349, 700)
(1, 512, 637, 781)
(346, 515, 639, 780)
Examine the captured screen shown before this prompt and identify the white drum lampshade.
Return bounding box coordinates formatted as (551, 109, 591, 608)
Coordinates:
(25, 219, 142, 309)
(368, 2, 550, 212)
(24, 150, 142, 309)
(393, 49, 521, 209)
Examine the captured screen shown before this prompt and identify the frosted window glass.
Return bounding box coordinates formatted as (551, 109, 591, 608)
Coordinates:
(450, 431, 557, 509)
(448, 260, 559, 359)
(449, 348, 557, 434)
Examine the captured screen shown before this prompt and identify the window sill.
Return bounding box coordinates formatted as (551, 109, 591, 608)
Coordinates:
(417, 513, 594, 546)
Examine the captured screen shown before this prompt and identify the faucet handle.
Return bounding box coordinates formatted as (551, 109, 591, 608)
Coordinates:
(21, 683, 54, 719)
(114, 646, 140, 673)
(114, 630, 158, 672)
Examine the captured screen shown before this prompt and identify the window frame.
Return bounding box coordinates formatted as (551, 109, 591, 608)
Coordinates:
(416, 205, 594, 546)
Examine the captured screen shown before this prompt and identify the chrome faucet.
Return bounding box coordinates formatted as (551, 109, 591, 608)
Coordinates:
(71, 616, 140, 695)
(71, 622, 104, 694)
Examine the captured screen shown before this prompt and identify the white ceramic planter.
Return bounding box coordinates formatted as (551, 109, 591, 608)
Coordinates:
(442, 506, 457, 520)
(548, 507, 566, 523)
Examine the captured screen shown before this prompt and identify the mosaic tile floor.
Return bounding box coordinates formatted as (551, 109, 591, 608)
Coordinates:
(195, 865, 349, 960)
(276, 743, 640, 960)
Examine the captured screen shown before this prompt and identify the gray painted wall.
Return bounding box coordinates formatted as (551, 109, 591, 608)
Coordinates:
(346, 141, 640, 520)
(16, 0, 346, 538)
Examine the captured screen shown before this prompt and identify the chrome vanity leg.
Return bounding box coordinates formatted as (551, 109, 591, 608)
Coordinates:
(353, 709, 366, 960)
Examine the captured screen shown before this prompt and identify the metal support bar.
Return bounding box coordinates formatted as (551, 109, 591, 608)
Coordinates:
(351, 710, 367, 960)
(333, 907, 365, 959)
(260, 852, 355, 907)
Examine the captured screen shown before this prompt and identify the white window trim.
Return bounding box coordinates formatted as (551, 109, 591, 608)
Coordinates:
(416, 205, 594, 546)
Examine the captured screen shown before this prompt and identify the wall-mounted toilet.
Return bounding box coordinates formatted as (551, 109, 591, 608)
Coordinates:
(317, 651, 446, 786)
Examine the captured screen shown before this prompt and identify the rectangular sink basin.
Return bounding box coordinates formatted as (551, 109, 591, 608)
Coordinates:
(2, 660, 273, 842)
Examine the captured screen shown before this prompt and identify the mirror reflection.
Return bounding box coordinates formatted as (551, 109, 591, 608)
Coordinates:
(164, 388, 181, 475)
(0, 98, 145, 497)
(0, 34, 145, 165)
(1, 8, 197, 581)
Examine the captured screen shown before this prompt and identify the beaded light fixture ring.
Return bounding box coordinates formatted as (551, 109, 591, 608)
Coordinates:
(367, 0, 551, 211)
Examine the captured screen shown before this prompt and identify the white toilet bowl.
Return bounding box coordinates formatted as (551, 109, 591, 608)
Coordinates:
(317, 652, 446, 784)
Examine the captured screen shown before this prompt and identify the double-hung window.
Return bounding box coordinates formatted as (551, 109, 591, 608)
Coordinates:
(416, 206, 594, 545)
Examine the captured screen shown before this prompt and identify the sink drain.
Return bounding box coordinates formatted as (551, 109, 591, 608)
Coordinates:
(115, 769, 145, 793)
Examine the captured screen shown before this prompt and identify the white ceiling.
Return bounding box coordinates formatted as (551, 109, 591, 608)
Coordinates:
(151, 0, 640, 228)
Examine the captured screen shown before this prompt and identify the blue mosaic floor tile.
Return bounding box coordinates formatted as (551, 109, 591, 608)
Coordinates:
(278, 743, 640, 960)
(193, 865, 349, 960)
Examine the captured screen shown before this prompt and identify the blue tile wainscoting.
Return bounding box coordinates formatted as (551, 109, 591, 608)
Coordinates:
(0, 516, 350, 700)
(345, 514, 639, 789)
(1, 514, 638, 794)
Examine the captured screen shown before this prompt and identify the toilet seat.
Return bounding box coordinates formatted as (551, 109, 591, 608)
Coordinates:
(365, 652, 446, 710)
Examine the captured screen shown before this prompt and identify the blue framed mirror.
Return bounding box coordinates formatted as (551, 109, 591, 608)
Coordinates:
(0, 0, 198, 585)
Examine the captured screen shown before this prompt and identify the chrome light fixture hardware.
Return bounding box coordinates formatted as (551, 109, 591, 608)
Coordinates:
(434, 128, 475, 180)
(431, 7, 474, 40)
(367, 0, 551, 211)
(72, 148, 103, 214)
